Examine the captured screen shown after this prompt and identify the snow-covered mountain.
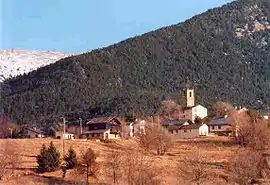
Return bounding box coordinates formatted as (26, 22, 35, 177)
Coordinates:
(0, 49, 69, 82)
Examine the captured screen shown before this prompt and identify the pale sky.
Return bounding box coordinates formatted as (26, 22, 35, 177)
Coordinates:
(2, 0, 233, 53)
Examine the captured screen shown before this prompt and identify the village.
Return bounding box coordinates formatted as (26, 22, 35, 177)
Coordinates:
(1, 84, 270, 185)
(15, 84, 269, 142)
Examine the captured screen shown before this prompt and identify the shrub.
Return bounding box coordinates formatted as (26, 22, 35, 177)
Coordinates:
(64, 147, 77, 169)
(139, 122, 172, 155)
(37, 142, 60, 173)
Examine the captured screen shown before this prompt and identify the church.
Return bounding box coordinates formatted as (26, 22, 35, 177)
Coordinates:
(182, 86, 208, 122)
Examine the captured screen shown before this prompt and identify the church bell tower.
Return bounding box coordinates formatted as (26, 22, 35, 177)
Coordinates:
(185, 78, 195, 107)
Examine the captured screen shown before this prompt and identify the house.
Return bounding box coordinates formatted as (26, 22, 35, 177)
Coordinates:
(182, 105, 208, 122)
(178, 123, 209, 138)
(161, 119, 189, 134)
(207, 116, 231, 136)
(55, 131, 75, 140)
(128, 119, 146, 137)
(24, 127, 45, 138)
(83, 116, 122, 140)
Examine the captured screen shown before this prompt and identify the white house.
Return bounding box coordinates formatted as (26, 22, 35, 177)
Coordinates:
(178, 123, 209, 138)
(128, 119, 146, 137)
(56, 131, 75, 140)
(183, 105, 208, 122)
(167, 123, 208, 139)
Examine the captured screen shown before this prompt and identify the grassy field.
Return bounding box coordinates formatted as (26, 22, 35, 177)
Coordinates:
(0, 137, 241, 185)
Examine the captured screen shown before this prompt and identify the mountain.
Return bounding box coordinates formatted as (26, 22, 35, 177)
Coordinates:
(1, 0, 270, 126)
(0, 49, 68, 82)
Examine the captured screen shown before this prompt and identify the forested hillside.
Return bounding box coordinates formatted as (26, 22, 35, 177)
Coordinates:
(1, 0, 269, 126)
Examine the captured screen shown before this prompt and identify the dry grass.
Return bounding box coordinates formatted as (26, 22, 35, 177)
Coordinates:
(0, 136, 240, 185)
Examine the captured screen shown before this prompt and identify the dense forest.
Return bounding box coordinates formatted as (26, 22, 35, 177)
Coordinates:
(1, 0, 269, 127)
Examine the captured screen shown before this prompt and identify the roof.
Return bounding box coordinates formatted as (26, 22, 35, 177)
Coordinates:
(182, 104, 206, 111)
(207, 117, 230, 126)
(86, 116, 122, 125)
(162, 119, 188, 126)
(180, 124, 204, 130)
(87, 116, 116, 124)
(25, 127, 44, 134)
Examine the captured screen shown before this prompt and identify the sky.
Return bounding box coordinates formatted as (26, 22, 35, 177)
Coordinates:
(2, 0, 233, 54)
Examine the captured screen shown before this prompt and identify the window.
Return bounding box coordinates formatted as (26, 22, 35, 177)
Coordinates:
(212, 126, 215, 129)
(189, 91, 192, 97)
(184, 129, 187, 133)
(218, 125, 221, 129)
(92, 133, 94, 137)
(190, 130, 192, 132)
(176, 130, 178, 133)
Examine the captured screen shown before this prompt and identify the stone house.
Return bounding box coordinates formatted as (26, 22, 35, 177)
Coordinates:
(207, 116, 231, 136)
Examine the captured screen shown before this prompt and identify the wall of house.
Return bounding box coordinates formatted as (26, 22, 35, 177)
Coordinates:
(199, 124, 209, 136)
(179, 128, 200, 138)
(191, 105, 208, 122)
(55, 132, 74, 140)
(87, 130, 120, 140)
(209, 125, 230, 132)
(184, 110, 193, 121)
(87, 133, 104, 140)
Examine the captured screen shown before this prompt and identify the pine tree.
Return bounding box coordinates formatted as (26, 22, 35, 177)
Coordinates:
(36, 142, 60, 173)
(37, 144, 49, 173)
(64, 147, 77, 169)
(47, 142, 60, 171)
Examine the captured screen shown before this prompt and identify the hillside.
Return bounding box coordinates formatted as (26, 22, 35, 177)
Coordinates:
(0, 49, 68, 82)
(1, 0, 270, 126)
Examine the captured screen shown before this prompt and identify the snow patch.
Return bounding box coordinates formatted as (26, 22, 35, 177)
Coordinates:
(0, 49, 69, 82)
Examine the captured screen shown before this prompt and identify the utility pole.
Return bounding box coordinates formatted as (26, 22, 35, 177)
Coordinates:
(79, 118, 83, 135)
(62, 117, 66, 158)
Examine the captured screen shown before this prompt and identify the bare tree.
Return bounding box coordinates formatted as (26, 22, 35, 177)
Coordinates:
(123, 149, 160, 185)
(0, 141, 19, 181)
(79, 148, 98, 185)
(228, 149, 270, 185)
(158, 100, 181, 118)
(212, 101, 234, 117)
(230, 110, 270, 150)
(108, 150, 122, 184)
(139, 122, 172, 155)
(178, 150, 208, 185)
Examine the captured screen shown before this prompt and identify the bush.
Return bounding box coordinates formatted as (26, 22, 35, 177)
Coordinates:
(139, 122, 172, 155)
(37, 142, 60, 173)
(64, 147, 77, 169)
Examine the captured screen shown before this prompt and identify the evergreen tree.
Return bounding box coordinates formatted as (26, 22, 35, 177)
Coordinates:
(47, 142, 60, 171)
(36, 142, 60, 173)
(64, 147, 77, 169)
(37, 144, 49, 173)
